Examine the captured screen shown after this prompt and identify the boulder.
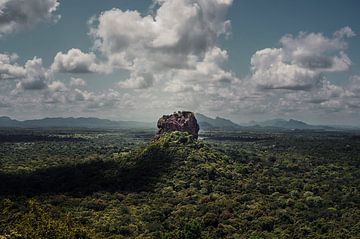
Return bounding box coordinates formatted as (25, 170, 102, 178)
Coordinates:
(156, 111, 200, 139)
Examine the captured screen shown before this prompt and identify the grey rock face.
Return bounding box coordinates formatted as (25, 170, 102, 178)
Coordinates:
(156, 111, 200, 139)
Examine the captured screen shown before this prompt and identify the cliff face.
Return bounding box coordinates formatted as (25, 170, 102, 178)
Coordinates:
(156, 111, 200, 139)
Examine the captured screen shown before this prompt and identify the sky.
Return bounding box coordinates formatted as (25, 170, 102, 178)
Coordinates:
(0, 0, 360, 125)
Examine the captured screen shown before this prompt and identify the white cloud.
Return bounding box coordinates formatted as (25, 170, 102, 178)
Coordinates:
(163, 79, 201, 93)
(306, 80, 345, 104)
(0, 0, 60, 37)
(251, 48, 320, 90)
(48, 80, 67, 92)
(0, 53, 26, 79)
(333, 26, 356, 38)
(280, 31, 352, 72)
(118, 71, 156, 89)
(69, 77, 86, 87)
(89, 0, 235, 89)
(250, 28, 355, 91)
(15, 57, 50, 90)
(1, 53, 52, 91)
(51, 48, 106, 73)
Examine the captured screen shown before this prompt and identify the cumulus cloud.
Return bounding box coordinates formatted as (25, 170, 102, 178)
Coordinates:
(48, 80, 66, 92)
(118, 71, 156, 89)
(0, 53, 26, 79)
(250, 28, 355, 91)
(42, 86, 130, 111)
(306, 80, 345, 104)
(0, 53, 51, 90)
(0, 0, 60, 37)
(0, 51, 133, 115)
(334, 26, 356, 38)
(51, 48, 106, 73)
(35, 0, 238, 117)
(163, 80, 201, 93)
(15, 57, 50, 90)
(251, 48, 321, 90)
(69, 77, 86, 87)
(89, 0, 235, 89)
(193, 27, 358, 119)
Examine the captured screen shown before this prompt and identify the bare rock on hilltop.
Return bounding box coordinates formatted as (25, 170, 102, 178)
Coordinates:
(156, 111, 200, 139)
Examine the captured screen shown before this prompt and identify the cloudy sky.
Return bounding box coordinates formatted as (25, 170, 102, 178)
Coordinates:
(0, 0, 360, 125)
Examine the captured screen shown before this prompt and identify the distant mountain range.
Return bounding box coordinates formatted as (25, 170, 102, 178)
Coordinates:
(247, 118, 334, 130)
(196, 114, 359, 131)
(0, 115, 358, 131)
(0, 116, 153, 129)
(195, 113, 241, 129)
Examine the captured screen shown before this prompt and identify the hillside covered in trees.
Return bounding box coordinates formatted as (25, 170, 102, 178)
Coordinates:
(0, 129, 360, 238)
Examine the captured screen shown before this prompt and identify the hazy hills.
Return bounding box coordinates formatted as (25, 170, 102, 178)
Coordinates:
(247, 118, 334, 130)
(0, 114, 356, 130)
(0, 116, 153, 129)
(195, 113, 241, 129)
(195, 114, 337, 130)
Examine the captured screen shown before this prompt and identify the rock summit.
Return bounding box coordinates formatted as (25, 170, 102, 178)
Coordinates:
(156, 111, 200, 139)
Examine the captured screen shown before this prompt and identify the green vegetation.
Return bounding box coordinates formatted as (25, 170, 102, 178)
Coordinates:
(0, 129, 360, 238)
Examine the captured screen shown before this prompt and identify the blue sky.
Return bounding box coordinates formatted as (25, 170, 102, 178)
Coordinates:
(0, 0, 360, 125)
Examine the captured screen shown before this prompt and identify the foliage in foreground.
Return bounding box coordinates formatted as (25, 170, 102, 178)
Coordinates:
(0, 199, 95, 239)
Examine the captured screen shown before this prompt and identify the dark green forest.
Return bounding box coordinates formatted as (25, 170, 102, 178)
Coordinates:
(0, 128, 360, 238)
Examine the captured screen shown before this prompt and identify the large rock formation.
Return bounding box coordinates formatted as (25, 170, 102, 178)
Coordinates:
(156, 111, 200, 139)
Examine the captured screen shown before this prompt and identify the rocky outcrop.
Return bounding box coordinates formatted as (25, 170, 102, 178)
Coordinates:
(156, 111, 200, 139)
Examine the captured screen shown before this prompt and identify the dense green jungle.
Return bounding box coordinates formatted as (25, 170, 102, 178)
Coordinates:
(0, 128, 360, 238)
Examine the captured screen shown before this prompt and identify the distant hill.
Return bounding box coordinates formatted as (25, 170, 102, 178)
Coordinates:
(195, 113, 332, 130)
(1, 115, 356, 131)
(195, 114, 346, 131)
(196, 113, 241, 129)
(0, 116, 154, 129)
(0, 116, 21, 127)
(249, 118, 334, 130)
